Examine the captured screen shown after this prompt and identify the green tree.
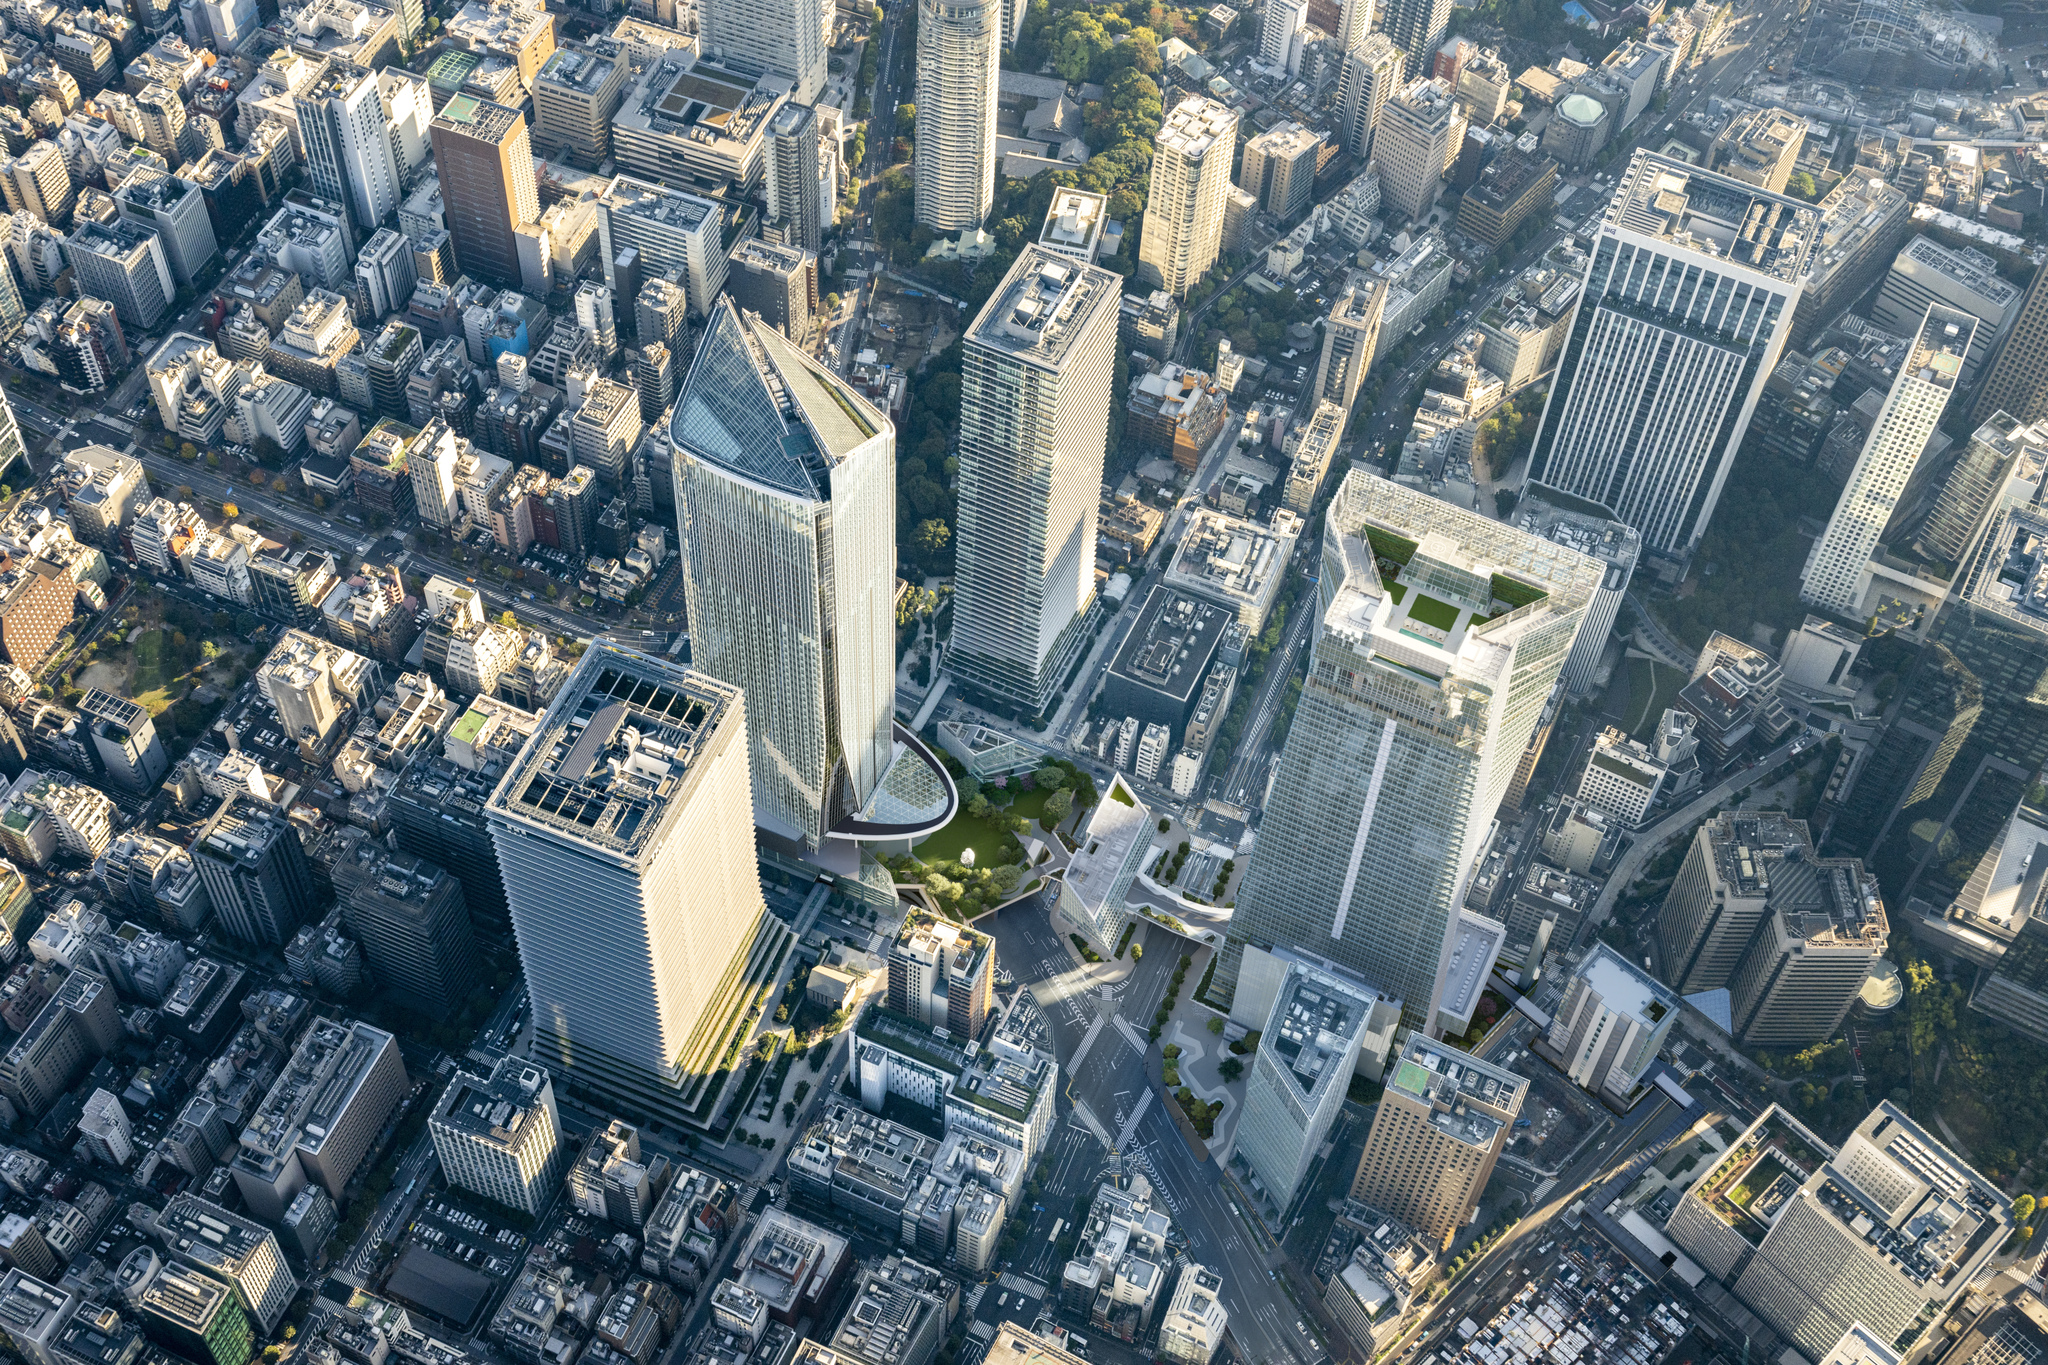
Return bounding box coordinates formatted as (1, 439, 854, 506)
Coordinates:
(1786, 171, 1819, 201)
(1208, 1016, 1225, 1035)
(912, 518, 951, 555)
(1219, 1057, 1243, 1081)
(1041, 788, 1073, 827)
(2017, 1194, 2037, 1222)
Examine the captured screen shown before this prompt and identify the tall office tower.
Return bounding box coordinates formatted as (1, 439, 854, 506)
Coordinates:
(1872, 236, 2019, 385)
(764, 102, 823, 252)
(355, 228, 418, 320)
(110, 171, 215, 288)
(1257, 0, 1306, 73)
(1827, 501, 2048, 903)
(0, 1270, 75, 1365)
(599, 176, 729, 317)
(1655, 811, 1887, 1044)
(338, 847, 483, 1013)
(1528, 153, 1817, 558)
(635, 342, 674, 420)
(2, 143, 72, 228)
(139, 1266, 251, 1365)
(1375, 79, 1456, 224)
(484, 645, 791, 1126)
(295, 63, 402, 235)
(1336, 0, 1373, 51)
(1973, 265, 2048, 426)
(428, 1056, 567, 1216)
(154, 1195, 297, 1334)
(1238, 122, 1320, 221)
(1219, 472, 1601, 1028)
(1336, 34, 1401, 161)
(1381, 0, 1451, 76)
(532, 46, 627, 164)
(635, 277, 690, 351)
(1314, 282, 1386, 416)
(1731, 1102, 2009, 1360)
(1348, 1035, 1526, 1248)
(1139, 97, 1237, 298)
(66, 221, 173, 331)
(670, 300, 897, 849)
(1725, 864, 1887, 1047)
(574, 281, 618, 360)
(701, 0, 826, 103)
(1545, 943, 1679, 1103)
(913, 0, 1000, 233)
(1802, 305, 1974, 615)
(1234, 958, 1387, 1216)
(949, 247, 1121, 712)
(886, 918, 994, 1036)
(192, 795, 315, 948)
(431, 96, 539, 288)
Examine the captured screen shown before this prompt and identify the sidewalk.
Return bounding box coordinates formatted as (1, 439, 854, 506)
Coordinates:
(1154, 945, 1247, 1160)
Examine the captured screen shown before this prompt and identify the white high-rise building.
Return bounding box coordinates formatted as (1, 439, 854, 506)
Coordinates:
(1336, 33, 1402, 162)
(428, 1056, 567, 1216)
(1527, 152, 1818, 557)
(1257, 0, 1307, 74)
(1801, 304, 1973, 615)
(295, 62, 402, 235)
(1545, 943, 1680, 1102)
(1219, 472, 1603, 1029)
(670, 300, 899, 850)
(1138, 97, 1237, 299)
(1376, 78, 1458, 225)
(485, 645, 792, 1127)
(949, 247, 1121, 713)
(700, 0, 827, 103)
(912, 0, 999, 232)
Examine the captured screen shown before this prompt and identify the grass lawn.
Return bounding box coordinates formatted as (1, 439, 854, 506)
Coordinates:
(917, 786, 1053, 866)
(1409, 593, 1461, 631)
(1626, 658, 1687, 740)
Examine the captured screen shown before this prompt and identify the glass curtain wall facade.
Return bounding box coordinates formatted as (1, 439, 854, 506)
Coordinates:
(671, 300, 897, 849)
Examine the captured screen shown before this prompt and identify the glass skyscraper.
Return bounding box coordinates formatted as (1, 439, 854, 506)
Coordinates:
(485, 645, 791, 1128)
(1218, 473, 1603, 1029)
(671, 299, 897, 849)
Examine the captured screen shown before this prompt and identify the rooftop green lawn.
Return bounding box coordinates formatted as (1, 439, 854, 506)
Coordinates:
(1408, 593, 1462, 632)
(916, 785, 1052, 866)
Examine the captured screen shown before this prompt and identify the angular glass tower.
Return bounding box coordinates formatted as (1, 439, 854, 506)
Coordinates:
(671, 300, 898, 850)
(1219, 472, 1604, 1030)
(485, 645, 791, 1128)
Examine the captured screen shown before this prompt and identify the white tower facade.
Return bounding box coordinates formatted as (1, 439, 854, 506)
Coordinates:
(670, 300, 897, 849)
(912, 0, 1000, 232)
(1138, 96, 1238, 299)
(1802, 303, 1973, 614)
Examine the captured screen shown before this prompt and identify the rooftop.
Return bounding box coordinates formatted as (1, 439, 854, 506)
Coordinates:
(1263, 962, 1378, 1106)
(1156, 95, 1234, 160)
(1164, 508, 1302, 614)
(486, 645, 738, 859)
(434, 1056, 553, 1148)
(1604, 150, 1820, 285)
(968, 246, 1120, 371)
(1386, 1034, 1526, 1150)
(669, 300, 884, 501)
(1573, 943, 1680, 1029)
(431, 93, 525, 143)
(536, 46, 617, 94)
(1104, 587, 1232, 708)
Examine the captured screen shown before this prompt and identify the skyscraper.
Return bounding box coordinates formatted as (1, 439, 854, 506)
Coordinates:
(949, 246, 1121, 713)
(1233, 957, 1389, 1217)
(913, 0, 999, 232)
(670, 300, 896, 849)
(1348, 1035, 1525, 1247)
(1375, 78, 1459, 225)
(700, 0, 827, 103)
(430, 95, 539, 288)
(1973, 264, 2048, 426)
(1380, 0, 1451, 76)
(1313, 281, 1385, 416)
(1826, 501, 2048, 905)
(484, 645, 792, 1126)
(1217, 472, 1603, 1028)
(295, 62, 403, 235)
(1527, 152, 1817, 557)
(1730, 1102, 2009, 1360)
(1336, 34, 1401, 162)
(1802, 304, 1973, 615)
(1138, 96, 1237, 299)
(763, 102, 823, 252)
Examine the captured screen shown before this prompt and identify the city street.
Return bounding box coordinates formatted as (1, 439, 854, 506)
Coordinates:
(979, 896, 1327, 1365)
